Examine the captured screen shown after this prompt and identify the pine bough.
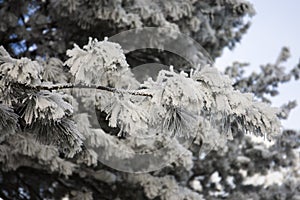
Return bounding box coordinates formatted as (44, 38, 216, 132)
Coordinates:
(0, 37, 281, 198)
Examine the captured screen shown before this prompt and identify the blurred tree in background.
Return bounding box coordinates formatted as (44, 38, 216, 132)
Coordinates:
(0, 0, 299, 199)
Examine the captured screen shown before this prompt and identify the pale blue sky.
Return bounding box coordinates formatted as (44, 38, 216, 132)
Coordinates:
(216, 0, 300, 130)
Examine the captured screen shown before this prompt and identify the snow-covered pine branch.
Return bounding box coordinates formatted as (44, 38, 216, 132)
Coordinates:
(0, 37, 281, 174)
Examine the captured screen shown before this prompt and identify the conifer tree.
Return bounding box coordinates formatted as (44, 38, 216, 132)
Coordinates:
(0, 0, 299, 199)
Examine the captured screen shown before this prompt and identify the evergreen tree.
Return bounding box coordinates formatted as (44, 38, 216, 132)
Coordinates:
(0, 0, 299, 199)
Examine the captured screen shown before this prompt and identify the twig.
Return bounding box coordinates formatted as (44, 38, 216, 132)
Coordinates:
(19, 83, 153, 97)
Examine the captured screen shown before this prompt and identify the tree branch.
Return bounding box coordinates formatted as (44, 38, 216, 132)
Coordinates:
(20, 83, 153, 97)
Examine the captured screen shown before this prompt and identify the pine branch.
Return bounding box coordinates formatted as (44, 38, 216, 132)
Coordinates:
(18, 83, 153, 97)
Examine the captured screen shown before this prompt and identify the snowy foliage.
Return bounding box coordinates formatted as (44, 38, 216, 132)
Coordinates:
(225, 47, 300, 104)
(0, 36, 282, 172)
(65, 38, 129, 86)
(0, 0, 255, 60)
(0, 33, 286, 198)
(0, 104, 18, 142)
(0, 0, 298, 199)
(20, 91, 73, 124)
(127, 174, 204, 200)
(0, 46, 42, 85)
(40, 57, 68, 83)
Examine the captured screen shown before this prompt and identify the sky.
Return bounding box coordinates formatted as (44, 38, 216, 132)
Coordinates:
(215, 0, 300, 130)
